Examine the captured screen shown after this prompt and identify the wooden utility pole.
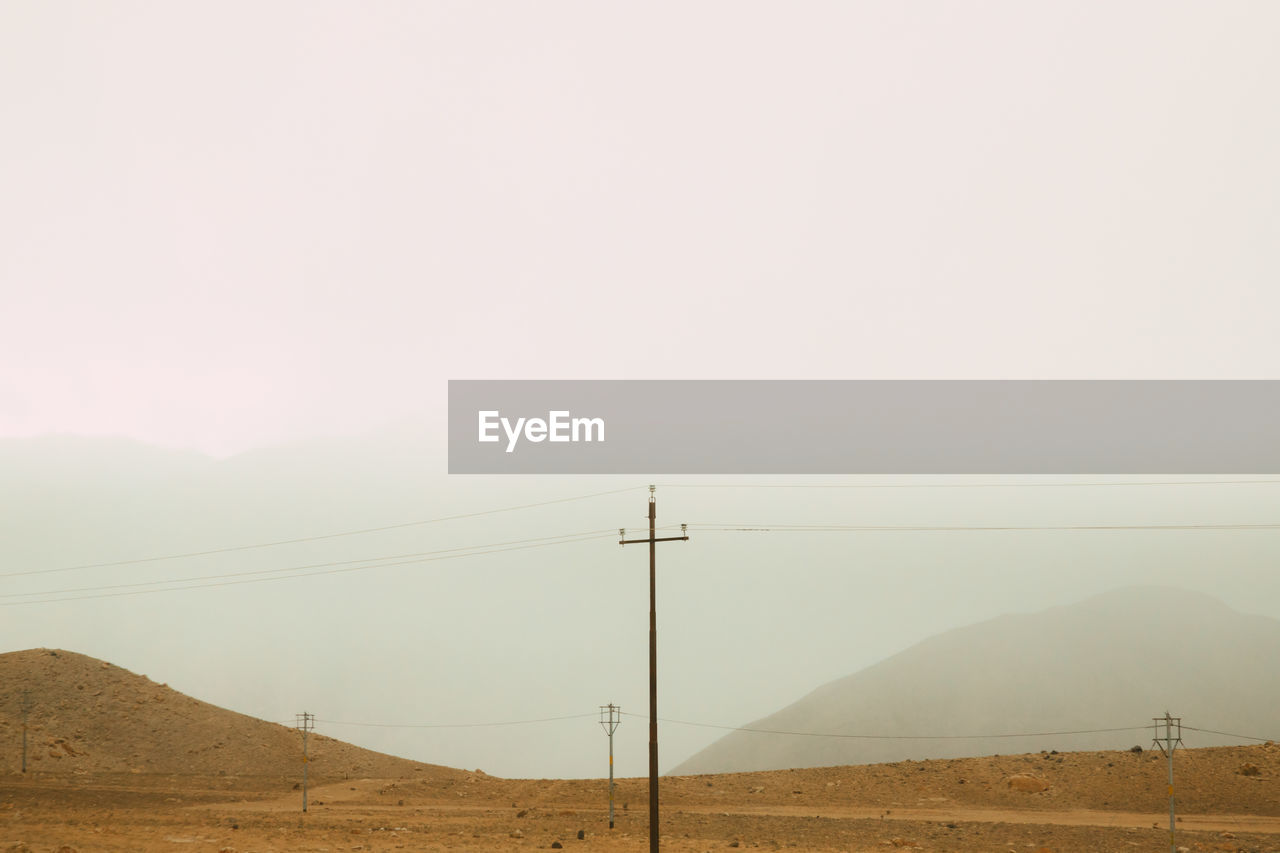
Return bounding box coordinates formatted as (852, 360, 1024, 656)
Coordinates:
(619, 486, 688, 853)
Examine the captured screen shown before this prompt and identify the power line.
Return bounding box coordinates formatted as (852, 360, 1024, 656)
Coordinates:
(283, 711, 1271, 746)
(0, 485, 640, 580)
(686, 522, 1280, 533)
(315, 713, 596, 729)
(622, 712, 1147, 740)
(1183, 725, 1277, 743)
(0, 529, 622, 600)
(0, 531, 616, 607)
(660, 479, 1280, 489)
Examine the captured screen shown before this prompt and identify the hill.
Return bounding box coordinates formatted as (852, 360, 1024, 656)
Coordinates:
(673, 587, 1280, 775)
(0, 648, 463, 785)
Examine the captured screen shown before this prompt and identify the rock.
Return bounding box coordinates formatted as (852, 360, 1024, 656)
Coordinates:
(551, 843, 563, 849)
(517, 809, 529, 818)
(577, 830, 585, 839)
(510, 829, 524, 839)
(1238, 763, 1261, 776)
(1005, 774, 1050, 793)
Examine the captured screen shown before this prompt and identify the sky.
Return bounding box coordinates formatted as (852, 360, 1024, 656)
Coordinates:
(2, 2, 1279, 778)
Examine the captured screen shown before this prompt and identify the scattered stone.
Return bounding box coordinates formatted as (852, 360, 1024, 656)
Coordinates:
(551, 843, 563, 849)
(577, 830, 585, 839)
(517, 809, 529, 818)
(510, 829, 524, 838)
(1005, 774, 1050, 793)
(1238, 763, 1261, 776)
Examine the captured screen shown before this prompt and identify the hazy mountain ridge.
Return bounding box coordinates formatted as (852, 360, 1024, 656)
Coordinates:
(672, 587, 1280, 775)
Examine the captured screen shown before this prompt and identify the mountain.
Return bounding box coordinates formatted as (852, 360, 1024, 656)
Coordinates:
(0, 648, 463, 783)
(672, 587, 1280, 775)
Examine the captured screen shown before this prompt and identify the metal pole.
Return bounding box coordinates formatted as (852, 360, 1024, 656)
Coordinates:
(600, 703, 621, 829)
(297, 712, 314, 813)
(1152, 712, 1181, 853)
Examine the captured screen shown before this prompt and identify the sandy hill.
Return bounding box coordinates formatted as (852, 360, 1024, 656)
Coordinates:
(0, 648, 463, 785)
(674, 586, 1280, 775)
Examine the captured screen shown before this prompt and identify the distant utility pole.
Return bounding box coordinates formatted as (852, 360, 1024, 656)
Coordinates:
(1152, 711, 1182, 853)
(296, 712, 315, 812)
(600, 704, 622, 828)
(20, 690, 32, 774)
(619, 485, 689, 853)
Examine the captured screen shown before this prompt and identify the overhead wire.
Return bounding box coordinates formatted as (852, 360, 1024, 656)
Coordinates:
(621, 712, 1147, 740)
(0, 528, 630, 600)
(315, 713, 597, 729)
(685, 522, 1280, 533)
(660, 480, 1280, 489)
(1182, 725, 1277, 743)
(0, 530, 620, 607)
(261, 712, 1276, 743)
(0, 485, 642, 580)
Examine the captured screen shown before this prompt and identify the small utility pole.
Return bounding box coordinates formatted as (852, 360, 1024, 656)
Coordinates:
(1152, 711, 1182, 853)
(20, 690, 32, 774)
(619, 486, 689, 853)
(600, 704, 622, 828)
(296, 712, 315, 812)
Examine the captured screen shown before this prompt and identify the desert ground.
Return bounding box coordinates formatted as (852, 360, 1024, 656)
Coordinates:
(4, 650, 1280, 852)
(5, 743, 1280, 853)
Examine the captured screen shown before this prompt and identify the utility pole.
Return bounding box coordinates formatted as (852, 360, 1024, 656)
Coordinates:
(296, 712, 315, 812)
(20, 690, 32, 774)
(1152, 711, 1182, 853)
(600, 704, 621, 828)
(619, 485, 688, 853)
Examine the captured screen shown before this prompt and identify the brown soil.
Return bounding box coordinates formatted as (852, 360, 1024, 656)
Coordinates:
(3, 649, 1279, 851)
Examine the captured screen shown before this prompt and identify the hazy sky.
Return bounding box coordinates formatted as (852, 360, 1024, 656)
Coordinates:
(3, 2, 1278, 455)
(2, 2, 1280, 779)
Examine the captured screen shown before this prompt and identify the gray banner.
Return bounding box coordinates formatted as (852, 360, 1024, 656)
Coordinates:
(447, 380, 1280, 474)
